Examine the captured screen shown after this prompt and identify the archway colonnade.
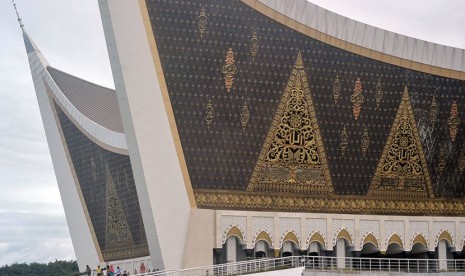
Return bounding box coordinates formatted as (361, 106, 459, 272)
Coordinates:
(214, 212, 465, 271)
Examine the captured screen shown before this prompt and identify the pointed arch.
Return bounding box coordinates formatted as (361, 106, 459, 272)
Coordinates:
(281, 231, 300, 248)
(224, 226, 244, 244)
(411, 234, 428, 249)
(387, 234, 403, 248)
(308, 231, 326, 248)
(362, 233, 379, 249)
(335, 229, 352, 245)
(436, 231, 453, 247)
(254, 231, 273, 247)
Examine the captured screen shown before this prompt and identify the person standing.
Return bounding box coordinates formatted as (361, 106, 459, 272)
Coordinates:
(85, 265, 91, 276)
(115, 266, 122, 276)
(96, 265, 102, 276)
(139, 262, 146, 274)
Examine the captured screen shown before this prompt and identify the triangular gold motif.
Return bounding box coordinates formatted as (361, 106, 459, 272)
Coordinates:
(368, 86, 433, 198)
(105, 166, 134, 247)
(247, 51, 333, 194)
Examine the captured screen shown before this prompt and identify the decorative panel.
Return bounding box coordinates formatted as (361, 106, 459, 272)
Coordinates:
(54, 102, 149, 261)
(409, 221, 429, 249)
(384, 221, 405, 248)
(359, 220, 380, 247)
(305, 218, 327, 247)
(332, 219, 355, 246)
(248, 52, 333, 195)
(432, 221, 455, 246)
(252, 217, 274, 244)
(279, 218, 301, 246)
(146, 0, 465, 214)
(221, 216, 247, 243)
(368, 87, 433, 199)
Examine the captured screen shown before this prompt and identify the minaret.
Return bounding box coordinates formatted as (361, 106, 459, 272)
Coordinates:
(14, 1, 100, 270)
(13, 0, 48, 66)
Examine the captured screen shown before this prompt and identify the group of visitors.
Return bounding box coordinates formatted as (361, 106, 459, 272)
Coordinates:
(84, 262, 149, 276)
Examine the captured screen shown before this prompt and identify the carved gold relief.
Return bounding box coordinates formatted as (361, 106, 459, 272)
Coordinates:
(249, 30, 259, 61)
(247, 51, 333, 195)
(361, 126, 370, 157)
(448, 101, 460, 142)
(205, 98, 214, 131)
(332, 74, 341, 105)
(388, 234, 403, 247)
(438, 147, 446, 175)
(225, 226, 244, 243)
(437, 231, 453, 246)
(362, 233, 379, 249)
(340, 125, 348, 157)
(240, 100, 250, 132)
(255, 231, 273, 247)
(412, 234, 428, 248)
(368, 86, 433, 199)
(105, 168, 134, 247)
(282, 231, 299, 246)
(375, 79, 383, 109)
(221, 47, 237, 92)
(309, 232, 326, 247)
(430, 94, 438, 127)
(194, 189, 465, 216)
(458, 149, 465, 172)
(350, 78, 365, 120)
(336, 229, 352, 245)
(197, 7, 207, 39)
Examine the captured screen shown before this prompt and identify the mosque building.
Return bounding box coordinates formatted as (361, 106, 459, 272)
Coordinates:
(20, 0, 465, 272)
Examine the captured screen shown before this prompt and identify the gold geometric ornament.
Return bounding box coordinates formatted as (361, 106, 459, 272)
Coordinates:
(458, 149, 465, 173)
(350, 77, 365, 120)
(430, 94, 438, 127)
(197, 7, 207, 39)
(375, 78, 383, 109)
(249, 30, 259, 61)
(438, 147, 446, 175)
(448, 101, 460, 142)
(221, 47, 238, 92)
(332, 74, 341, 105)
(105, 167, 134, 248)
(247, 51, 333, 195)
(205, 98, 214, 131)
(240, 100, 250, 132)
(368, 86, 433, 199)
(340, 125, 349, 157)
(361, 126, 370, 157)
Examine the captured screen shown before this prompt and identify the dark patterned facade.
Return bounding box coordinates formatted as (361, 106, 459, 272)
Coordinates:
(146, 0, 465, 213)
(53, 102, 149, 261)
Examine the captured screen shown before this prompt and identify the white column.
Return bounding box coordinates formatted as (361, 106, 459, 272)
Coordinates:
(336, 239, 346, 269)
(226, 237, 237, 263)
(438, 240, 447, 271)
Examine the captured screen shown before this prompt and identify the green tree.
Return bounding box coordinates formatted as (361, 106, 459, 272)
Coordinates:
(0, 260, 79, 276)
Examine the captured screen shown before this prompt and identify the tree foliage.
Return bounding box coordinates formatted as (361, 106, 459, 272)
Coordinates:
(0, 260, 80, 276)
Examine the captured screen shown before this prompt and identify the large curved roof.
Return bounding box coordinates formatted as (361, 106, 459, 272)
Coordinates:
(47, 67, 124, 133)
(252, 0, 465, 76)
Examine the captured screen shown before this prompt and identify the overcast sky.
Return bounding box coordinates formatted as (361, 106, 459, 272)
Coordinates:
(0, 0, 464, 267)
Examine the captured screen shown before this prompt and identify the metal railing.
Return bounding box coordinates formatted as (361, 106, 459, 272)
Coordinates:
(301, 256, 465, 273)
(133, 256, 465, 276)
